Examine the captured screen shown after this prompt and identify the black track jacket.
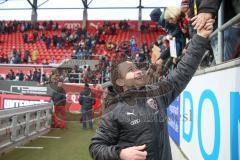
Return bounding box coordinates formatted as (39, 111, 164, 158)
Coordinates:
(89, 34, 209, 160)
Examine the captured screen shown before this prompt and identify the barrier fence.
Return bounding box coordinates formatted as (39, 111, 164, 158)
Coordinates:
(0, 104, 53, 154)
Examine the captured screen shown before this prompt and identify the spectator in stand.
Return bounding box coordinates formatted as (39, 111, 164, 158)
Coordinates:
(42, 72, 48, 83)
(18, 70, 24, 81)
(45, 36, 51, 49)
(28, 32, 34, 43)
(99, 32, 106, 44)
(48, 20, 53, 30)
(23, 50, 30, 63)
(15, 72, 20, 81)
(20, 22, 24, 32)
(104, 66, 111, 82)
(33, 22, 40, 31)
(143, 43, 150, 63)
(33, 30, 38, 42)
(37, 69, 41, 82)
(6, 69, 15, 80)
(9, 56, 16, 64)
(110, 23, 117, 35)
(138, 48, 146, 63)
(9, 46, 17, 64)
(39, 31, 45, 41)
(11, 46, 17, 56)
(0, 55, 4, 63)
(33, 68, 38, 82)
(152, 38, 171, 77)
(42, 21, 47, 32)
(15, 49, 21, 64)
(131, 44, 140, 61)
(140, 23, 150, 33)
(0, 21, 4, 33)
(23, 33, 28, 43)
(181, 0, 190, 17)
(0, 75, 4, 80)
(53, 33, 58, 47)
(119, 20, 129, 31)
(50, 56, 57, 64)
(57, 36, 63, 49)
(164, 6, 185, 57)
(32, 47, 38, 63)
(53, 22, 59, 31)
(86, 66, 94, 83)
(46, 59, 50, 65)
(2, 55, 9, 63)
(160, 39, 171, 61)
(130, 36, 136, 47)
(42, 59, 49, 65)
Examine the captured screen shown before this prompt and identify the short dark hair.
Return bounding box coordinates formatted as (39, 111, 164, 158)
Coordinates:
(110, 55, 127, 94)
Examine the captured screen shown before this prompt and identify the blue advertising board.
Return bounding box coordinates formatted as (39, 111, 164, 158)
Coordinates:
(167, 96, 180, 145)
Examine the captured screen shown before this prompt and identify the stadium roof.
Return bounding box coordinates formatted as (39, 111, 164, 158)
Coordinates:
(0, 0, 181, 20)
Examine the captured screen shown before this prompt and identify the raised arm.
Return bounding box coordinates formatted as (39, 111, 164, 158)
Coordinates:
(158, 19, 214, 107)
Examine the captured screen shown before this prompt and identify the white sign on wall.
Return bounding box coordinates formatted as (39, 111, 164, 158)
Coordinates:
(179, 66, 240, 160)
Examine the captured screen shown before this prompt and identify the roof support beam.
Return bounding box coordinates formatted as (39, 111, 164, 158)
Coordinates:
(82, 0, 88, 29)
(29, 0, 38, 22)
(138, 0, 143, 31)
(27, 0, 37, 10)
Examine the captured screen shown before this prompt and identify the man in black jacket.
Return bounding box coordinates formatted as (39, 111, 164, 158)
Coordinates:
(79, 83, 96, 129)
(89, 19, 215, 160)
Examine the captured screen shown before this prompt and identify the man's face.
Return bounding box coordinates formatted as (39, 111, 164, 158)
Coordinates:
(117, 61, 146, 89)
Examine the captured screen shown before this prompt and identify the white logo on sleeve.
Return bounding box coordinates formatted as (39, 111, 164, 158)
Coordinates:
(147, 98, 158, 110)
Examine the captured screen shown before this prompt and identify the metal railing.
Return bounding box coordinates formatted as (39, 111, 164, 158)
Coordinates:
(0, 104, 53, 154)
(68, 72, 101, 84)
(209, 1, 240, 64)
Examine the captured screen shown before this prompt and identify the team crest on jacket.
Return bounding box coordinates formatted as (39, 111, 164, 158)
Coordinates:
(147, 98, 158, 110)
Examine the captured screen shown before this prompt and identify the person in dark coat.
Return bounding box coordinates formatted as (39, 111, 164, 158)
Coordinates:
(52, 81, 67, 129)
(78, 83, 96, 129)
(19, 70, 24, 81)
(89, 19, 215, 160)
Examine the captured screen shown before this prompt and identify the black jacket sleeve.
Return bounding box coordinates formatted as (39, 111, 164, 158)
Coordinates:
(89, 105, 121, 160)
(198, 0, 222, 16)
(159, 34, 209, 107)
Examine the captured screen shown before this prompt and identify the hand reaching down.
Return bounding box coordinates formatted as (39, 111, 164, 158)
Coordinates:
(197, 19, 215, 38)
(191, 13, 213, 30)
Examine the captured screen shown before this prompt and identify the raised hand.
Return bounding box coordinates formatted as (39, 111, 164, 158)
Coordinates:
(191, 13, 213, 30)
(197, 19, 215, 38)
